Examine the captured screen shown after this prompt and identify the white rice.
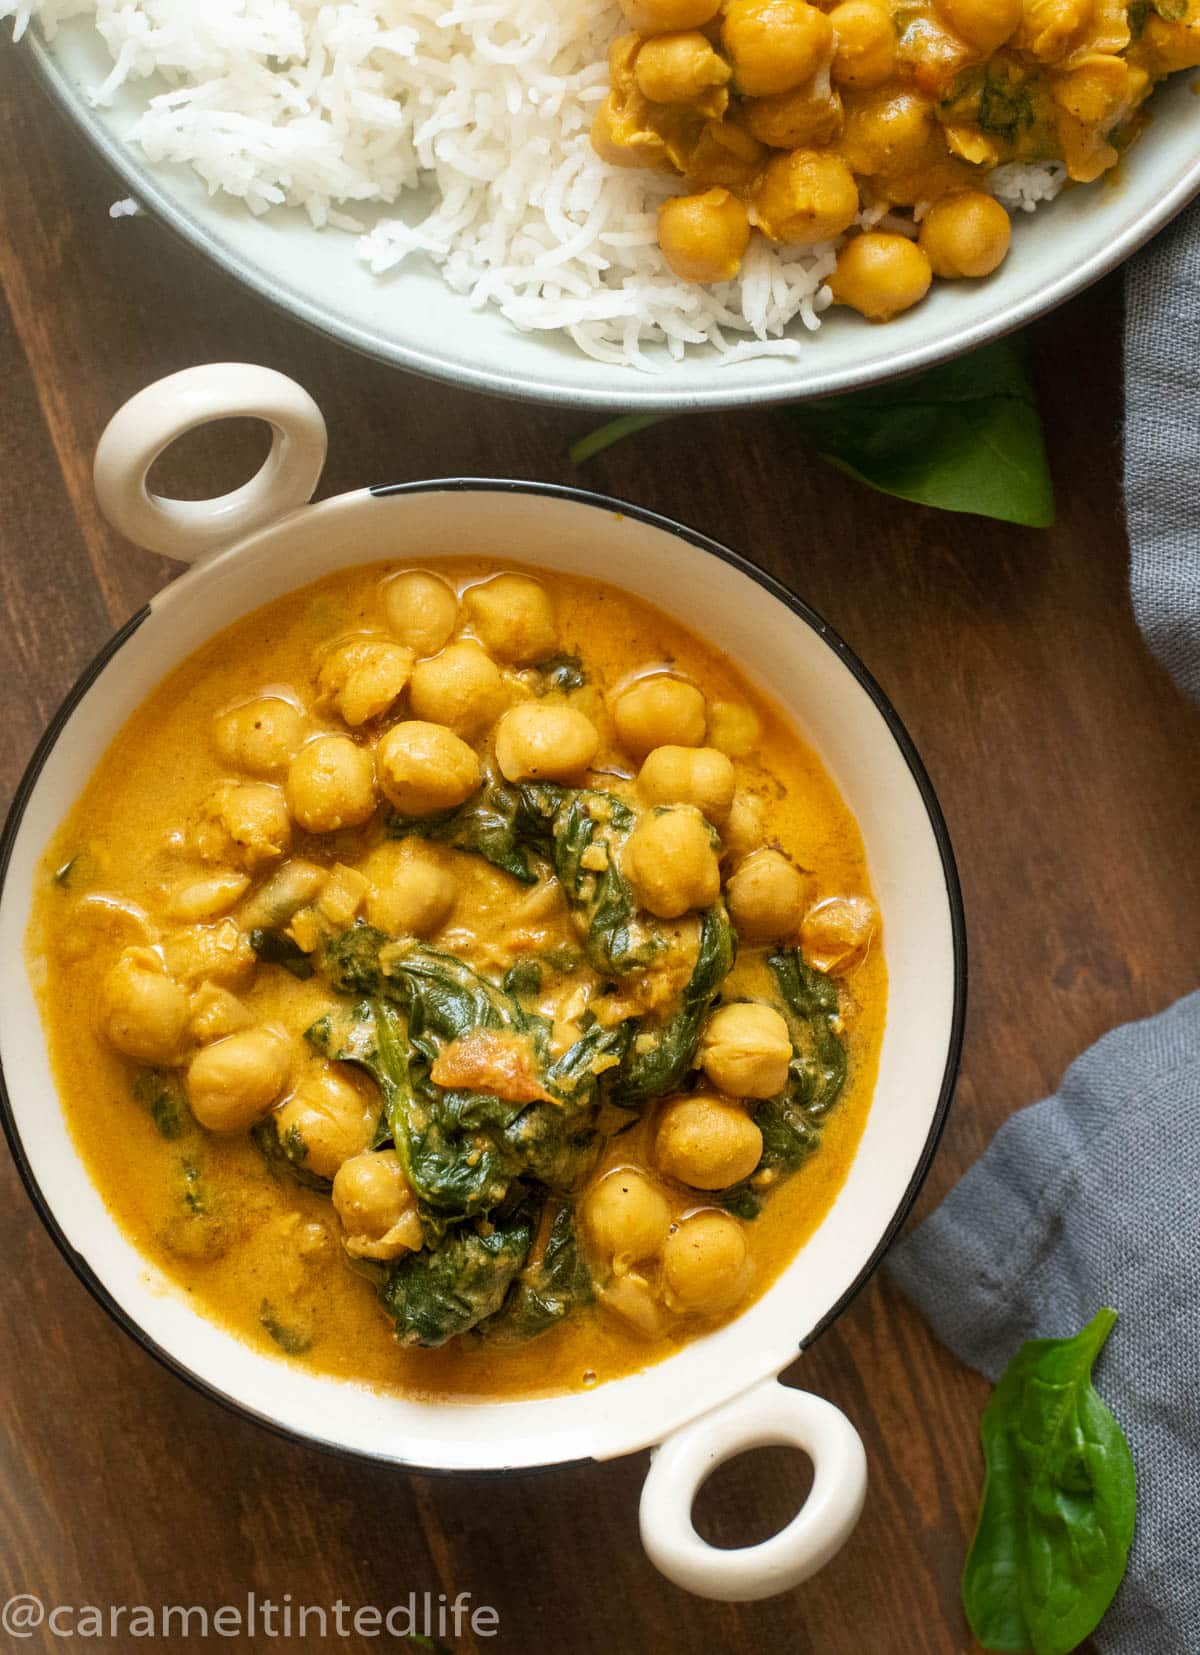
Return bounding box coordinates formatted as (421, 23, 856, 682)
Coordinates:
(3, 0, 1065, 369)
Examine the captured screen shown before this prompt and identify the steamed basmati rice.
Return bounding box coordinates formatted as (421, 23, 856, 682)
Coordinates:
(2, 0, 1064, 369)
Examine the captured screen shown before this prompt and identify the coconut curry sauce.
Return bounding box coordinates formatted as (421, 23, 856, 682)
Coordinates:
(27, 561, 884, 1401)
(593, 0, 1200, 320)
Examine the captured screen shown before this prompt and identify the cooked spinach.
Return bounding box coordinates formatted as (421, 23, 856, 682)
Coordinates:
(533, 653, 588, 693)
(720, 949, 846, 1217)
(249, 926, 315, 980)
(503, 959, 543, 997)
(251, 1112, 333, 1193)
(384, 773, 560, 885)
(549, 790, 663, 976)
(380, 1207, 535, 1347)
(568, 338, 1054, 528)
(483, 1203, 593, 1342)
(615, 905, 735, 1105)
(309, 941, 623, 1218)
(133, 1067, 191, 1141)
(769, 947, 847, 1116)
(259, 1300, 314, 1356)
(976, 69, 1036, 139)
(962, 1308, 1136, 1655)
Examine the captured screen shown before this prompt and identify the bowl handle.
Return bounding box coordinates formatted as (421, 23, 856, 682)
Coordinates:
(93, 363, 327, 564)
(638, 1379, 867, 1602)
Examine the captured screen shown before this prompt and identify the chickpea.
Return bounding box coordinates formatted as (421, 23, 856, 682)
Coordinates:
(186, 1026, 291, 1133)
(612, 675, 706, 758)
(684, 120, 767, 190)
(189, 984, 252, 1045)
(272, 1064, 378, 1180)
(726, 848, 810, 942)
(658, 189, 751, 284)
(721, 791, 766, 863)
(699, 1002, 793, 1099)
(592, 91, 671, 169)
(213, 696, 304, 778)
(623, 806, 721, 920)
(363, 839, 457, 937)
(583, 1168, 673, 1263)
(840, 90, 938, 179)
(408, 641, 506, 740)
(721, 0, 834, 96)
(285, 735, 377, 834)
(750, 149, 859, 245)
(656, 1092, 764, 1188)
(618, 0, 721, 35)
(382, 570, 458, 657)
(197, 783, 291, 873)
(163, 920, 255, 991)
(662, 1210, 750, 1310)
(918, 190, 1011, 279)
(495, 703, 600, 783)
(637, 745, 735, 824)
(464, 574, 558, 666)
(1134, 10, 1200, 70)
(801, 892, 879, 973)
(99, 947, 190, 1064)
(706, 701, 761, 758)
(332, 1149, 423, 1259)
(742, 85, 844, 150)
(1019, 0, 1093, 59)
(375, 721, 481, 817)
(317, 637, 414, 727)
(830, 0, 896, 87)
(828, 232, 933, 320)
(635, 31, 732, 105)
(168, 872, 250, 925)
(935, 0, 1022, 51)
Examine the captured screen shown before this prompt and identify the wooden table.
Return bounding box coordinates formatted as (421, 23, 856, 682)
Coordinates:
(3, 44, 1198, 1655)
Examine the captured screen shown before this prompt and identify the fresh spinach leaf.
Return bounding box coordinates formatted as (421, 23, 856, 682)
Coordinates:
(962, 1307, 1136, 1655)
(132, 1067, 191, 1141)
(789, 339, 1054, 528)
(568, 338, 1054, 528)
(615, 905, 736, 1105)
(249, 927, 315, 980)
(380, 1208, 535, 1347)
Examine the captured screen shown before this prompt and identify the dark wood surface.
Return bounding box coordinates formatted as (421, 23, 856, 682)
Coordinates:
(3, 42, 1199, 1655)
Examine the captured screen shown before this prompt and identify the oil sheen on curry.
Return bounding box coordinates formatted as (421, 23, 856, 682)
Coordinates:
(593, 0, 1200, 320)
(28, 563, 885, 1401)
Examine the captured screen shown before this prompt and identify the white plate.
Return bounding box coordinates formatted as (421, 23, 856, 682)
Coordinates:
(25, 28, 1200, 407)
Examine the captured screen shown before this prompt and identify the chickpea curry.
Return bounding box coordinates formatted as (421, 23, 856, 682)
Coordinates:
(592, 0, 1200, 320)
(28, 563, 885, 1400)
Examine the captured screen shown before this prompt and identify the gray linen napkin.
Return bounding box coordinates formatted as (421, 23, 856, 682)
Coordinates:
(1123, 196, 1200, 702)
(888, 994, 1200, 1653)
(887, 220, 1200, 1653)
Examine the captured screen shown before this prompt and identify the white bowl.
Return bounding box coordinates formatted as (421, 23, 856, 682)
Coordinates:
(0, 365, 965, 1600)
(24, 21, 1200, 410)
